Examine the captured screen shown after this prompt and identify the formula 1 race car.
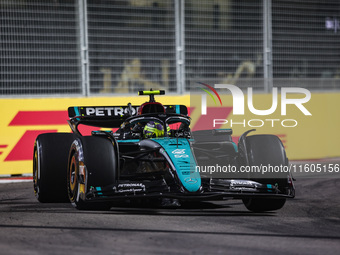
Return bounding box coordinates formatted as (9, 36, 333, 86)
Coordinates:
(33, 90, 295, 212)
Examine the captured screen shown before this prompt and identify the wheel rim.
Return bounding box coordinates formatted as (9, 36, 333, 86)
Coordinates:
(68, 153, 78, 202)
(33, 147, 39, 197)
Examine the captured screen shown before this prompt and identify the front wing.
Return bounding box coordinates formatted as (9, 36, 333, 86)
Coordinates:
(82, 178, 295, 203)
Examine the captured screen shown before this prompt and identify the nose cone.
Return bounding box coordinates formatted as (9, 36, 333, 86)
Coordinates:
(155, 138, 202, 192)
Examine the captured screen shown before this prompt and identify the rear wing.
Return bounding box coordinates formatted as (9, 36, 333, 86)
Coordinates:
(68, 105, 188, 118)
(68, 105, 140, 119)
(68, 105, 188, 128)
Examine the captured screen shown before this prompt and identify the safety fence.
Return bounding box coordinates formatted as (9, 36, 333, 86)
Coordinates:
(1, 0, 340, 96)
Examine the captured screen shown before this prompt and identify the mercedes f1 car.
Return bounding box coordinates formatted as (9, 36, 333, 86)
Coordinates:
(33, 90, 295, 212)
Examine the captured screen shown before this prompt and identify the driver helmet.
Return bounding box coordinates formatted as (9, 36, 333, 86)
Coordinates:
(143, 121, 170, 138)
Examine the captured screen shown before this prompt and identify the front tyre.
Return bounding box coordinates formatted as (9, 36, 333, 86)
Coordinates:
(242, 198, 286, 212)
(241, 134, 289, 212)
(68, 149, 95, 210)
(67, 136, 117, 210)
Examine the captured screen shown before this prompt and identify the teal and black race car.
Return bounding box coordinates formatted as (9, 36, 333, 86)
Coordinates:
(33, 90, 295, 212)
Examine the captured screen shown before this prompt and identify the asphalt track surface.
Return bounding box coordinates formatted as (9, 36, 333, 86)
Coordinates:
(1, 169, 340, 254)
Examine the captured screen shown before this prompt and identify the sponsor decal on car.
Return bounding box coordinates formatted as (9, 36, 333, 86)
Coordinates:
(112, 183, 146, 193)
(171, 149, 189, 158)
(184, 177, 198, 184)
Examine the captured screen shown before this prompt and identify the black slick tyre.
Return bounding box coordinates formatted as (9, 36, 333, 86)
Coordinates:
(33, 133, 76, 202)
(242, 135, 288, 212)
(67, 136, 117, 210)
(242, 197, 286, 212)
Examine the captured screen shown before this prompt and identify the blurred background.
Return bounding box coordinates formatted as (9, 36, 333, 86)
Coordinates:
(1, 0, 339, 97)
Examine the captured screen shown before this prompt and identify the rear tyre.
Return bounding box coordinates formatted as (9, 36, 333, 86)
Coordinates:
(67, 136, 117, 210)
(33, 133, 76, 202)
(241, 135, 288, 212)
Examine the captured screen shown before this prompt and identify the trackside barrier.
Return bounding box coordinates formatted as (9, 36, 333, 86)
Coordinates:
(0, 93, 339, 175)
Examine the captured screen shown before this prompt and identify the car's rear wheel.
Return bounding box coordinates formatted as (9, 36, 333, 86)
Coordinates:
(67, 136, 117, 210)
(33, 133, 76, 202)
(241, 134, 288, 212)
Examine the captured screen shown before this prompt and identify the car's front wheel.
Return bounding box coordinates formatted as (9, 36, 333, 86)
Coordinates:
(67, 136, 117, 210)
(242, 198, 286, 212)
(240, 134, 289, 212)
